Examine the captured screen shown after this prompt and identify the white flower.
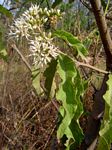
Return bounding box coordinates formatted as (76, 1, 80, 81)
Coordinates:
(44, 8, 48, 13)
(9, 4, 61, 40)
(8, 4, 61, 68)
(9, 17, 30, 40)
(28, 5, 40, 16)
(29, 37, 59, 68)
(57, 9, 61, 15)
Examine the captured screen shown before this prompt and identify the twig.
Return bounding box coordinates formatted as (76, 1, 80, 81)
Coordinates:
(31, 124, 56, 150)
(16, 105, 36, 132)
(59, 51, 109, 74)
(12, 44, 32, 72)
(80, 0, 112, 21)
(43, 124, 56, 150)
(3, 134, 15, 145)
(87, 136, 98, 150)
(32, 99, 58, 119)
(51, 99, 59, 111)
(76, 60, 109, 74)
(80, 0, 92, 11)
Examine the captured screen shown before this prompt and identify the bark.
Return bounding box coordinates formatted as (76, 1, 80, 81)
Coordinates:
(89, 0, 112, 69)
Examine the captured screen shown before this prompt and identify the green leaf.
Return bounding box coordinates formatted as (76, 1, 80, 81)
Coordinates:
(54, 30, 88, 59)
(56, 53, 84, 149)
(52, 0, 62, 8)
(97, 74, 112, 150)
(44, 59, 57, 98)
(0, 52, 7, 61)
(0, 36, 6, 50)
(83, 37, 92, 49)
(32, 69, 43, 95)
(0, 26, 7, 61)
(0, 5, 13, 18)
(0, 49, 7, 61)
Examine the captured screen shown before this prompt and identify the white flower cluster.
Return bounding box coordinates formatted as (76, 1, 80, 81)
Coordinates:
(9, 5, 61, 40)
(9, 5, 61, 68)
(30, 36, 59, 67)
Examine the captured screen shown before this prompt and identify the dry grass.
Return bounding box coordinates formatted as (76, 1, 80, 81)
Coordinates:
(0, 52, 61, 150)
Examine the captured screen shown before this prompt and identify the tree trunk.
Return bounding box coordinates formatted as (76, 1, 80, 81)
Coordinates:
(84, 0, 112, 147)
(89, 0, 112, 69)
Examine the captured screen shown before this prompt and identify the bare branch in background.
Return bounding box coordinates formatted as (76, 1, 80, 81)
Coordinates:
(12, 44, 32, 72)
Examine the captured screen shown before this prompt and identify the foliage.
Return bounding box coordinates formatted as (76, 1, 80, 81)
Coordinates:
(54, 30, 88, 58)
(97, 74, 112, 150)
(56, 53, 85, 149)
(0, 4, 11, 61)
(10, 4, 88, 149)
(43, 34, 87, 149)
(52, 0, 63, 8)
(0, 22, 7, 61)
(32, 69, 42, 95)
(0, 4, 13, 18)
(44, 59, 57, 98)
(58, 1, 91, 34)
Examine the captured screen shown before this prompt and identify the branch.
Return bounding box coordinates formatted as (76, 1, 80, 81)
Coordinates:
(12, 44, 32, 72)
(80, 0, 112, 21)
(80, 0, 92, 11)
(75, 60, 109, 74)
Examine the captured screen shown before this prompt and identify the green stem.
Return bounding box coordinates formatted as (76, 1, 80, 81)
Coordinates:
(104, 0, 110, 16)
